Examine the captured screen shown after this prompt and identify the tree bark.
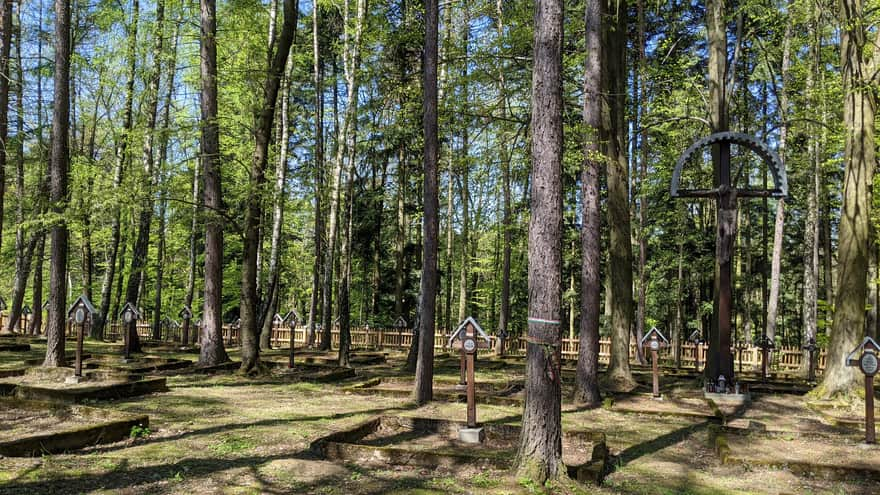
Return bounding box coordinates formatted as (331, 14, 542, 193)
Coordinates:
(306, 1, 323, 347)
(573, 0, 602, 407)
(457, 5, 471, 324)
(394, 143, 407, 322)
(124, 0, 166, 352)
(515, 0, 564, 483)
(95, 0, 138, 340)
(151, 21, 179, 342)
(765, 200, 785, 342)
(0, 0, 12, 253)
(766, 10, 792, 345)
(198, 0, 230, 367)
(43, 0, 71, 368)
(6, 23, 36, 335)
(603, 0, 635, 391)
(813, 0, 879, 398)
(634, 0, 648, 367)
(31, 235, 45, 335)
(240, 0, 298, 374)
(260, 56, 295, 351)
(412, 0, 439, 406)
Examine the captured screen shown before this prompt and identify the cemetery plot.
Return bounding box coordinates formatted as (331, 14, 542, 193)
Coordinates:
(346, 376, 524, 406)
(607, 393, 723, 420)
(0, 342, 30, 352)
(83, 355, 193, 374)
(0, 366, 168, 403)
(311, 415, 609, 484)
(288, 350, 387, 366)
(0, 398, 148, 456)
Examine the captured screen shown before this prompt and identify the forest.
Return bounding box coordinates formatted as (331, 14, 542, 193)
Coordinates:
(0, 0, 858, 359)
(3, 0, 880, 486)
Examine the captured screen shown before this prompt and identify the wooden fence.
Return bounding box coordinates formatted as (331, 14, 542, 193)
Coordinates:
(92, 321, 827, 373)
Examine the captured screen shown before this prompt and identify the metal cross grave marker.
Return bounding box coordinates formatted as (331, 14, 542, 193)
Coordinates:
(119, 302, 140, 360)
(672, 132, 788, 385)
(448, 316, 491, 439)
(846, 337, 879, 444)
(68, 295, 97, 380)
(640, 327, 669, 398)
(803, 337, 819, 383)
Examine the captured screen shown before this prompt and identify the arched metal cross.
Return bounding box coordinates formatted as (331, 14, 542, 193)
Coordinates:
(671, 132, 788, 386)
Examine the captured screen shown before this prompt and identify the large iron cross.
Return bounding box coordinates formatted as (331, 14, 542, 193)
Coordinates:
(671, 132, 787, 385)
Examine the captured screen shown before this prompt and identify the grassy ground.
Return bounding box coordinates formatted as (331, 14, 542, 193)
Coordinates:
(0, 340, 877, 494)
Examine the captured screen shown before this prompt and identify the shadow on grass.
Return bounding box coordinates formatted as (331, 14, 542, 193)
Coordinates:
(82, 402, 423, 456)
(612, 396, 752, 470)
(2, 434, 445, 495)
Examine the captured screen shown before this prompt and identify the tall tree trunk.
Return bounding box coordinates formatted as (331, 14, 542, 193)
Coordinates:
(338, 163, 355, 367)
(394, 143, 407, 322)
(766, 201, 785, 342)
(634, 0, 648, 366)
(495, 0, 512, 354)
(675, 236, 684, 366)
(306, 1, 323, 347)
(336, 0, 366, 367)
(800, 16, 821, 375)
(43, 0, 71, 367)
(6, 22, 36, 335)
(124, 0, 166, 352)
(198, 0, 229, 366)
(95, 0, 138, 339)
(185, 156, 200, 335)
(30, 1, 47, 337)
(260, 57, 294, 351)
(573, 0, 602, 407)
(412, 0, 439, 406)
(240, 0, 298, 374)
(766, 10, 792, 345)
(516, 0, 564, 482)
(603, 0, 635, 391)
(813, 0, 879, 398)
(152, 21, 179, 342)
(368, 155, 388, 321)
(31, 236, 45, 335)
(0, 0, 12, 252)
(456, 5, 471, 324)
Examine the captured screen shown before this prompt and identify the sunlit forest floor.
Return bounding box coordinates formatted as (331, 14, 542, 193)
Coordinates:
(0, 339, 877, 494)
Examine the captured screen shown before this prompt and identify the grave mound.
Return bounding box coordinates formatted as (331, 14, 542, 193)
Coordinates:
(0, 397, 148, 456)
(311, 416, 608, 485)
(0, 366, 167, 403)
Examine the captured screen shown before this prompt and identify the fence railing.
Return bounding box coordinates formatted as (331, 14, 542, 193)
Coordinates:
(94, 321, 827, 373)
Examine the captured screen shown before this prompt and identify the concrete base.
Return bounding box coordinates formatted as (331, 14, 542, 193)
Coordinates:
(458, 427, 485, 444)
(704, 391, 751, 405)
(64, 375, 86, 384)
(454, 383, 467, 391)
(651, 395, 663, 401)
